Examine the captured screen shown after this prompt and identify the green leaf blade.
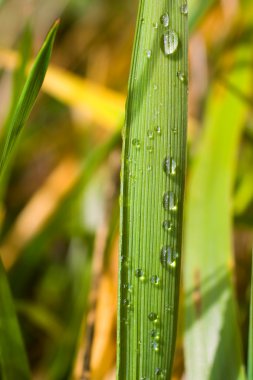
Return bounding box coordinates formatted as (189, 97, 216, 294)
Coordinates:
(184, 46, 251, 380)
(0, 20, 59, 179)
(118, 1, 188, 379)
(0, 260, 30, 379)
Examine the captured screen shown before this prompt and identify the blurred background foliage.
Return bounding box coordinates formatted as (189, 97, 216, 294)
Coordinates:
(0, 0, 252, 379)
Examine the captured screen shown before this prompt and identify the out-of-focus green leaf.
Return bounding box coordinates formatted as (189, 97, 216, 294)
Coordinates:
(46, 238, 92, 380)
(0, 23, 33, 202)
(184, 46, 251, 380)
(248, 254, 253, 379)
(0, 260, 30, 379)
(189, 0, 217, 32)
(0, 20, 59, 181)
(16, 301, 63, 339)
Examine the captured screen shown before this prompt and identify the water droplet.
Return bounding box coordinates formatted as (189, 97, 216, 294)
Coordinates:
(145, 49, 152, 59)
(180, 4, 188, 15)
(147, 145, 153, 153)
(151, 329, 160, 341)
(160, 246, 178, 267)
(132, 138, 141, 150)
(162, 220, 172, 232)
(163, 191, 177, 211)
(120, 255, 129, 266)
(148, 312, 158, 322)
(141, 17, 145, 24)
(162, 30, 179, 55)
(155, 367, 162, 376)
(147, 130, 154, 139)
(165, 304, 174, 313)
(150, 275, 160, 286)
(153, 21, 158, 29)
(135, 268, 145, 281)
(177, 71, 186, 82)
(153, 84, 158, 91)
(163, 157, 176, 175)
(123, 298, 130, 308)
(151, 341, 160, 352)
(147, 165, 152, 172)
(155, 126, 161, 135)
(123, 283, 133, 292)
(160, 13, 169, 27)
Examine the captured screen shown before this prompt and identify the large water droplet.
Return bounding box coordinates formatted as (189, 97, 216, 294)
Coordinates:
(163, 191, 177, 211)
(160, 13, 169, 27)
(180, 4, 188, 15)
(150, 275, 160, 286)
(162, 30, 179, 55)
(160, 246, 178, 267)
(135, 268, 145, 281)
(148, 312, 158, 322)
(163, 157, 176, 175)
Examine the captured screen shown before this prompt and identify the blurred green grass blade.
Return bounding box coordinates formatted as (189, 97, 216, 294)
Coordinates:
(184, 46, 251, 380)
(16, 301, 63, 339)
(248, 253, 253, 379)
(0, 24, 33, 201)
(0, 260, 30, 379)
(0, 20, 59, 180)
(189, 0, 217, 32)
(118, 1, 188, 379)
(11, 23, 33, 113)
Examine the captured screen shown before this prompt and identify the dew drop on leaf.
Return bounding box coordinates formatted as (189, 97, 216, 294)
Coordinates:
(145, 49, 152, 58)
(177, 70, 186, 82)
(163, 191, 177, 211)
(163, 156, 176, 175)
(148, 312, 158, 322)
(147, 130, 154, 139)
(135, 268, 145, 281)
(162, 220, 172, 232)
(150, 275, 160, 286)
(151, 341, 160, 352)
(160, 12, 169, 27)
(162, 30, 179, 55)
(132, 138, 141, 150)
(180, 4, 188, 15)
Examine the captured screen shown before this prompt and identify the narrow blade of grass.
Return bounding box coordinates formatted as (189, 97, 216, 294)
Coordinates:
(0, 20, 59, 180)
(248, 253, 253, 379)
(0, 260, 30, 379)
(184, 46, 251, 380)
(118, 1, 188, 379)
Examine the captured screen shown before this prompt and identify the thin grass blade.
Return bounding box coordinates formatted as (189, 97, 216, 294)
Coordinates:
(118, 1, 188, 378)
(0, 20, 59, 180)
(0, 259, 30, 379)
